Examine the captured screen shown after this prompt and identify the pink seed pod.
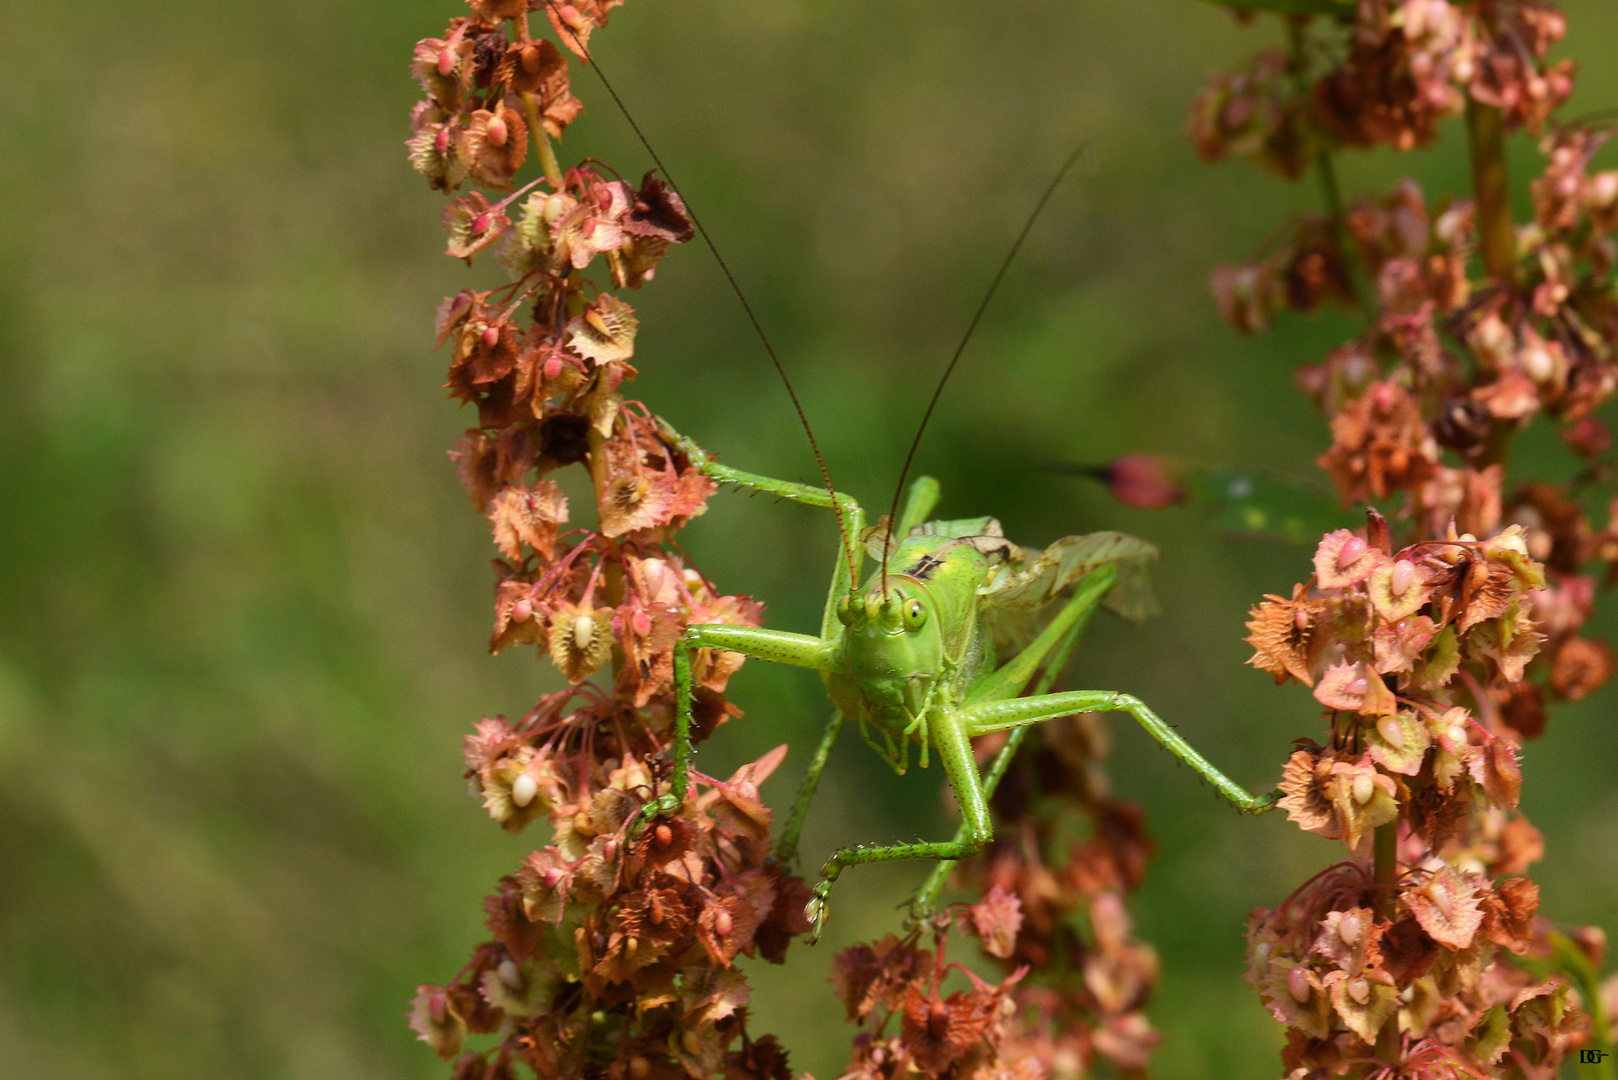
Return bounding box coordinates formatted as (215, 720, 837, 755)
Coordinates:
(481, 324, 501, 347)
(1337, 535, 1368, 569)
(1389, 559, 1417, 597)
(433, 127, 451, 156)
(512, 598, 533, 622)
(715, 910, 733, 937)
(541, 867, 563, 890)
(1377, 714, 1404, 747)
(428, 991, 449, 1023)
(1104, 454, 1184, 510)
(486, 115, 509, 147)
(1348, 976, 1371, 1005)
(1286, 965, 1311, 1003)
(631, 609, 651, 636)
(543, 353, 565, 380)
(1338, 910, 1365, 947)
(471, 212, 492, 235)
(437, 47, 456, 77)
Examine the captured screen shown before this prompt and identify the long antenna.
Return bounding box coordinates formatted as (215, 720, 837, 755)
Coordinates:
(878, 143, 1090, 595)
(539, 3, 858, 589)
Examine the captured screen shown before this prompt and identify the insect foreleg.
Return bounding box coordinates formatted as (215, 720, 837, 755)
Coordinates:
(958, 691, 1280, 815)
(638, 624, 838, 822)
(662, 422, 869, 634)
(772, 708, 845, 867)
(806, 711, 988, 941)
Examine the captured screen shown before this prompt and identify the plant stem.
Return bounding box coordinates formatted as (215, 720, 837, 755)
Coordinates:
(1465, 97, 1515, 286)
(1288, 20, 1372, 318)
(1373, 822, 1400, 1064)
(524, 92, 564, 187)
(1316, 149, 1375, 319)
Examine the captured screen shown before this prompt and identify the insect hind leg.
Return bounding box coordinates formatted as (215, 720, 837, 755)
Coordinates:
(958, 690, 1280, 815)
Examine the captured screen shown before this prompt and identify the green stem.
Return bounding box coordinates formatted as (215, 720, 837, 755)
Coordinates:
(523, 91, 564, 187)
(1372, 822, 1401, 1064)
(1465, 97, 1522, 470)
(1465, 97, 1515, 286)
(1287, 21, 1372, 319)
(1316, 149, 1374, 320)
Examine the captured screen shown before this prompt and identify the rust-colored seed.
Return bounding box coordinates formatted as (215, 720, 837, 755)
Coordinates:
(715, 909, 733, 937)
(481, 325, 501, 347)
(682, 1030, 701, 1057)
(928, 999, 951, 1039)
(654, 823, 673, 848)
(486, 115, 509, 147)
(520, 43, 544, 73)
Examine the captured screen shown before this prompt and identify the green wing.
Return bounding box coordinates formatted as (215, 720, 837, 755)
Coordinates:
(981, 531, 1160, 653)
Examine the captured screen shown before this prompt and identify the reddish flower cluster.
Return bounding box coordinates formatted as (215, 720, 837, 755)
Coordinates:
(1196, 0, 1616, 1071)
(404, 3, 811, 1077)
(1244, 516, 1584, 1070)
(1190, 0, 1572, 169)
(951, 717, 1163, 1076)
(832, 901, 1036, 1080)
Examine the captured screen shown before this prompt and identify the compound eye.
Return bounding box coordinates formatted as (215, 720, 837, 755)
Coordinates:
(902, 598, 928, 632)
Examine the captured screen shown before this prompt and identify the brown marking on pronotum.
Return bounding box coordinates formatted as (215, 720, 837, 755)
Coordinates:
(906, 554, 946, 580)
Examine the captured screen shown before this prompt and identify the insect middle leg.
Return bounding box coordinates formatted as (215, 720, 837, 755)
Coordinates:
(908, 568, 1111, 918)
(805, 708, 989, 940)
(806, 567, 1122, 933)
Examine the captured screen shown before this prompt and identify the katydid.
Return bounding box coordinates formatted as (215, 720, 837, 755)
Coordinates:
(637, 433, 1280, 938)
(546, 5, 1280, 940)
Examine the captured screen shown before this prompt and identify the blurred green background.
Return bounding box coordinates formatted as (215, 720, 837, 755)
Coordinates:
(2, 0, 1615, 1076)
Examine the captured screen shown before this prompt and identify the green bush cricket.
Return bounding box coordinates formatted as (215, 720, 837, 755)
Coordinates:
(552, 6, 1281, 941)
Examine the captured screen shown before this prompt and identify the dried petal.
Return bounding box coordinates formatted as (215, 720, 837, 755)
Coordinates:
(965, 885, 1025, 960)
(1403, 865, 1484, 949)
